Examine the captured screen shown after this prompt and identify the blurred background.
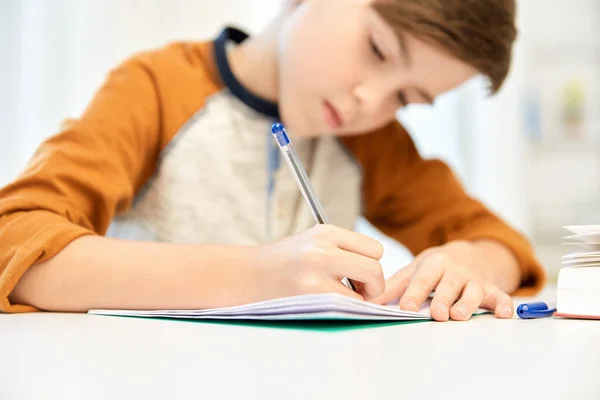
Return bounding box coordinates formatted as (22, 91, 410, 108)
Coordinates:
(1, 0, 599, 282)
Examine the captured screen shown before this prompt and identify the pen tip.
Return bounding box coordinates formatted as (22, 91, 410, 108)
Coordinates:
(271, 122, 285, 134)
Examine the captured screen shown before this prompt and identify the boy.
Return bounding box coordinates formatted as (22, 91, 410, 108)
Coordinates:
(0, 0, 545, 321)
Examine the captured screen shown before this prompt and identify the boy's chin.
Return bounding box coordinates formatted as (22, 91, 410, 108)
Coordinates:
(280, 108, 375, 137)
(279, 111, 316, 137)
(281, 118, 370, 138)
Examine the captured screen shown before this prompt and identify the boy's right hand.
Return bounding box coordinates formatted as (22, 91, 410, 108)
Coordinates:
(249, 224, 385, 301)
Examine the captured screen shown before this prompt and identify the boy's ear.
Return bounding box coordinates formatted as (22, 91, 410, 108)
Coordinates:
(281, 0, 373, 15)
(286, 0, 373, 8)
(283, 0, 302, 10)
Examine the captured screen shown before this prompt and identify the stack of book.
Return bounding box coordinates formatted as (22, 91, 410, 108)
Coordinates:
(556, 225, 600, 319)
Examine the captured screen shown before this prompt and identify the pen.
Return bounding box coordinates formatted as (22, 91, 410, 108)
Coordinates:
(516, 301, 556, 319)
(270, 122, 355, 291)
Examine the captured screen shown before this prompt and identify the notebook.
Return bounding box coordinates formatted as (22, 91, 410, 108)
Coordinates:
(89, 293, 437, 321)
(556, 225, 600, 319)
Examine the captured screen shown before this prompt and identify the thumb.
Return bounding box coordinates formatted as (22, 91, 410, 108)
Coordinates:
(371, 266, 413, 305)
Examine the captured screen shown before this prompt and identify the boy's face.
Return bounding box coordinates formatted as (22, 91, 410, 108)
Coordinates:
(277, 0, 478, 136)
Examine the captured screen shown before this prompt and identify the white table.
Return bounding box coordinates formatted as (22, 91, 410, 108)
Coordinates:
(1, 287, 599, 400)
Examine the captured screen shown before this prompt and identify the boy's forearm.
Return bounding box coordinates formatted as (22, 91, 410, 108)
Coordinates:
(9, 236, 259, 312)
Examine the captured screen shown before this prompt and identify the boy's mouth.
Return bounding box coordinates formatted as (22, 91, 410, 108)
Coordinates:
(323, 100, 344, 130)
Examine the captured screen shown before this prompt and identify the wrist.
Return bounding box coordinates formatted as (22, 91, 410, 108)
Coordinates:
(472, 239, 521, 293)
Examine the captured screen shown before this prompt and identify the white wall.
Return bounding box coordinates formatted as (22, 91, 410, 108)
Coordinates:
(0, 0, 282, 185)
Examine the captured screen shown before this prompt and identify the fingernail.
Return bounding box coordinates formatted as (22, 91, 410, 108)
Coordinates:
(455, 304, 467, 318)
(503, 305, 513, 317)
(403, 301, 418, 312)
(434, 305, 448, 319)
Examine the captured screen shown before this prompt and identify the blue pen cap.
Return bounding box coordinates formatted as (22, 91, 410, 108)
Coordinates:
(271, 122, 290, 146)
(517, 301, 555, 319)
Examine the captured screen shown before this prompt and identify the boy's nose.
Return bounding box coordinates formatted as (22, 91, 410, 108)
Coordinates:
(353, 81, 393, 118)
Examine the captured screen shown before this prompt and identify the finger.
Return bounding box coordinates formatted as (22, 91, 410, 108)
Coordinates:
(347, 280, 376, 302)
(449, 280, 486, 321)
(399, 252, 445, 312)
(370, 266, 413, 305)
(430, 272, 467, 322)
(312, 224, 384, 260)
(480, 284, 513, 319)
(326, 249, 385, 300)
(323, 279, 364, 301)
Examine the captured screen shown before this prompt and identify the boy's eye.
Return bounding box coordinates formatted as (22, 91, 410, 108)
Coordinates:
(397, 91, 408, 107)
(370, 37, 385, 61)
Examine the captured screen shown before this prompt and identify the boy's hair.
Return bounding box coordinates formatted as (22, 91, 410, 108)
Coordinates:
(373, 0, 517, 93)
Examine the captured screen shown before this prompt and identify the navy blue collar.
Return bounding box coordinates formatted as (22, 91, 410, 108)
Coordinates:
(214, 27, 280, 119)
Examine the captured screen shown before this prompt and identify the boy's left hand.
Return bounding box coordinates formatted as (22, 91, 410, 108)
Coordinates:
(375, 240, 520, 322)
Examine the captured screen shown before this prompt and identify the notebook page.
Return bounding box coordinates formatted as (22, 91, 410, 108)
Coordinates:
(89, 293, 433, 321)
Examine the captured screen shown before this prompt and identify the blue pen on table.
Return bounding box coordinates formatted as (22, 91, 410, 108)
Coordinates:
(516, 301, 556, 319)
(270, 122, 356, 291)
